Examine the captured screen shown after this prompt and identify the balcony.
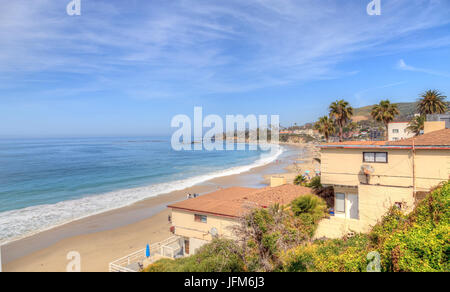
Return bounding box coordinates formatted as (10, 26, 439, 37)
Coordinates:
(109, 236, 184, 272)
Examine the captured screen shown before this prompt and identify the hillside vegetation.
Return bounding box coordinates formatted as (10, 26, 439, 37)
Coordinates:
(145, 181, 449, 272)
(353, 102, 417, 120)
(353, 101, 450, 121)
(283, 181, 449, 272)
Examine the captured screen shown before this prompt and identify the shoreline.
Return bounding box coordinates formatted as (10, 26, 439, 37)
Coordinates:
(0, 144, 284, 247)
(2, 144, 310, 272)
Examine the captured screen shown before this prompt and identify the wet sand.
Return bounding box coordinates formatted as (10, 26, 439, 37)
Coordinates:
(2, 144, 308, 272)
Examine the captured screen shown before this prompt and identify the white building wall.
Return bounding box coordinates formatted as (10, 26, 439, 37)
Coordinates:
(388, 122, 414, 141)
(189, 238, 209, 255)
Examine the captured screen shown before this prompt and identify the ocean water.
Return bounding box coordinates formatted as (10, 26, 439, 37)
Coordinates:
(0, 137, 283, 244)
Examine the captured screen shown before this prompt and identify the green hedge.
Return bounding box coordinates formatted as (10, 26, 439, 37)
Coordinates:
(144, 238, 245, 272)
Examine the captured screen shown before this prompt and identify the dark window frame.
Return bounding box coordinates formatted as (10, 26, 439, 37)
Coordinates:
(194, 214, 207, 223)
(363, 152, 388, 163)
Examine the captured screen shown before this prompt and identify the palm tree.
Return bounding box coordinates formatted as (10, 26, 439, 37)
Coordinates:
(329, 100, 353, 142)
(417, 90, 447, 115)
(314, 116, 335, 142)
(344, 121, 358, 133)
(407, 115, 426, 136)
(371, 100, 400, 140)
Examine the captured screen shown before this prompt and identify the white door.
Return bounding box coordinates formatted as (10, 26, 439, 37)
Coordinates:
(335, 193, 346, 218)
(347, 194, 359, 219)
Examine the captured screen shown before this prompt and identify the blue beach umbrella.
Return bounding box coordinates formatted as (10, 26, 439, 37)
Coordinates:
(146, 244, 150, 258)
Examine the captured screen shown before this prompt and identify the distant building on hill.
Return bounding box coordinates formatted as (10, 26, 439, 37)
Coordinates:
(368, 128, 383, 140)
(280, 130, 293, 134)
(388, 122, 415, 141)
(294, 129, 314, 136)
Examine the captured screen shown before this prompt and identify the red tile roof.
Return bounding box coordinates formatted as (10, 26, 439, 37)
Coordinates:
(319, 129, 450, 149)
(168, 185, 312, 218)
(387, 128, 450, 146)
(321, 141, 387, 146)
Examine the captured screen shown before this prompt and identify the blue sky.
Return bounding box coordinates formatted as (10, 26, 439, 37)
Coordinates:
(1, 0, 450, 137)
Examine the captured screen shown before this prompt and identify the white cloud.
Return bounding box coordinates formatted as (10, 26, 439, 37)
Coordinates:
(397, 59, 415, 71)
(397, 59, 450, 78)
(354, 81, 408, 107)
(1, 0, 450, 97)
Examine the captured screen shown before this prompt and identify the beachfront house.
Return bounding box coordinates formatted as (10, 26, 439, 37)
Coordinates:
(168, 184, 312, 255)
(109, 184, 311, 271)
(315, 124, 450, 238)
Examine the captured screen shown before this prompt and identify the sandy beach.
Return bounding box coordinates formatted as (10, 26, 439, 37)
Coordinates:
(2, 144, 314, 272)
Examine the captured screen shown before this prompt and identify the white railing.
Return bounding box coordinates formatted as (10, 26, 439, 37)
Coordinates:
(108, 236, 182, 272)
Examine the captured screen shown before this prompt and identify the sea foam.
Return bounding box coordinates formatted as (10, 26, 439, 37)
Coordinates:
(0, 145, 283, 244)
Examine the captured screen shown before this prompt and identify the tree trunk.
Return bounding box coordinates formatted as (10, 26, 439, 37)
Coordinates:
(339, 127, 343, 142)
(385, 124, 389, 141)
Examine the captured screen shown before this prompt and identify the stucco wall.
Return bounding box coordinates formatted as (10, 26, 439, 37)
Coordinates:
(316, 184, 414, 238)
(270, 176, 286, 187)
(321, 148, 413, 187)
(189, 238, 209, 255)
(414, 149, 450, 191)
(358, 184, 414, 224)
(424, 121, 446, 134)
(171, 209, 238, 241)
(321, 148, 449, 191)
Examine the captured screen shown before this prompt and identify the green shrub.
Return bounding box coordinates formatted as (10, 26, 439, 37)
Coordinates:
(294, 175, 307, 186)
(282, 234, 370, 272)
(307, 176, 322, 190)
(283, 180, 450, 272)
(291, 195, 326, 220)
(144, 238, 245, 272)
(377, 181, 450, 272)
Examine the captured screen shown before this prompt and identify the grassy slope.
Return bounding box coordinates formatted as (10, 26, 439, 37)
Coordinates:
(353, 102, 418, 120)
(353, 101, 450, 121)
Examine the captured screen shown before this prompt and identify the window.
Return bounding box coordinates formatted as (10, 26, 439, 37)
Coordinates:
(375, 152, 387, 163)
(335, 193, 345, 213)
(363, 152, 375, 162)
(392, 129, 399, 134)
(392, 137, 399, 141)
(194, 214, 207, 223)
(363, 152, 388, 163)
